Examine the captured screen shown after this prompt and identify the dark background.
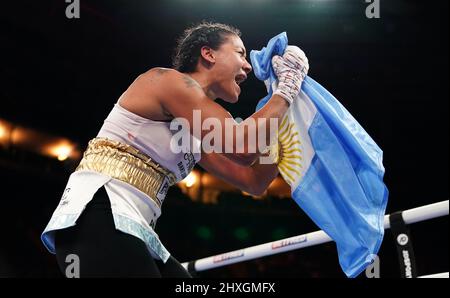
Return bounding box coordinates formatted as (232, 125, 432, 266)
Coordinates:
(0, 0, 448, 277)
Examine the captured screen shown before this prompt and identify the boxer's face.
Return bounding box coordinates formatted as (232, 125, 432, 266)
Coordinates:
(206, 34, 252, 103)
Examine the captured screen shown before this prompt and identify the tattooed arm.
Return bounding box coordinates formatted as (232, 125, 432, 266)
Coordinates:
(120, 67, 288, 167)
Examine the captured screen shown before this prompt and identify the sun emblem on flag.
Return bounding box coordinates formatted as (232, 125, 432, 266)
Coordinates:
(277, 115, 303, 186)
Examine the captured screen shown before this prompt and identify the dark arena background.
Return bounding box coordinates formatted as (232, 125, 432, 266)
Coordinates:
(0, 0, 448, 279)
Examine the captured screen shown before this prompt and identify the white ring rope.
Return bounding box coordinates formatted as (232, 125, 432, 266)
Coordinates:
(418, 272, 449, 278)
(182, 200, 449, 274)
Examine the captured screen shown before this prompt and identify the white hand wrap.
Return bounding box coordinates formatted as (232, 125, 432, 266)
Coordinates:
(272, 46, 309, 105)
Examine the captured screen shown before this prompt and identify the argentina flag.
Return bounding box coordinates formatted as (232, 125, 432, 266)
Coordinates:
(250, 32, 389, 277)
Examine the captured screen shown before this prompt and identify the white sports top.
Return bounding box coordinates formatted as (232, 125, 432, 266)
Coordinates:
(98, 103, 201, 181)
(42, 102, 201, 262)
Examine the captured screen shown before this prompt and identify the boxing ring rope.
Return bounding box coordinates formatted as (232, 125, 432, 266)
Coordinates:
(182, 200, 449, 277)
(418, 272, 449, 278)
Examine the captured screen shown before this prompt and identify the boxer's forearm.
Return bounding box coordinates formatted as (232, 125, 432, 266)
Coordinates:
(199, 151, 279, 196)
(247, 159, 279, 196)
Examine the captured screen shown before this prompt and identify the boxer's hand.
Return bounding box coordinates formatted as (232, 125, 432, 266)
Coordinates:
(271, 46, 309, 105)
(283, 46, 309, 80)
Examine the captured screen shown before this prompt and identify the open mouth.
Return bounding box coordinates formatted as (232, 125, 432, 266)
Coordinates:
(234, 74, 247, 86)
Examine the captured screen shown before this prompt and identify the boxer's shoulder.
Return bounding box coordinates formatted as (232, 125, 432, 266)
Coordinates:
(138, 67, 190, 90)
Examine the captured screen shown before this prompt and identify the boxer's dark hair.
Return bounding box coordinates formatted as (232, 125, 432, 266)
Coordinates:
(172, 21, 241, 73)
